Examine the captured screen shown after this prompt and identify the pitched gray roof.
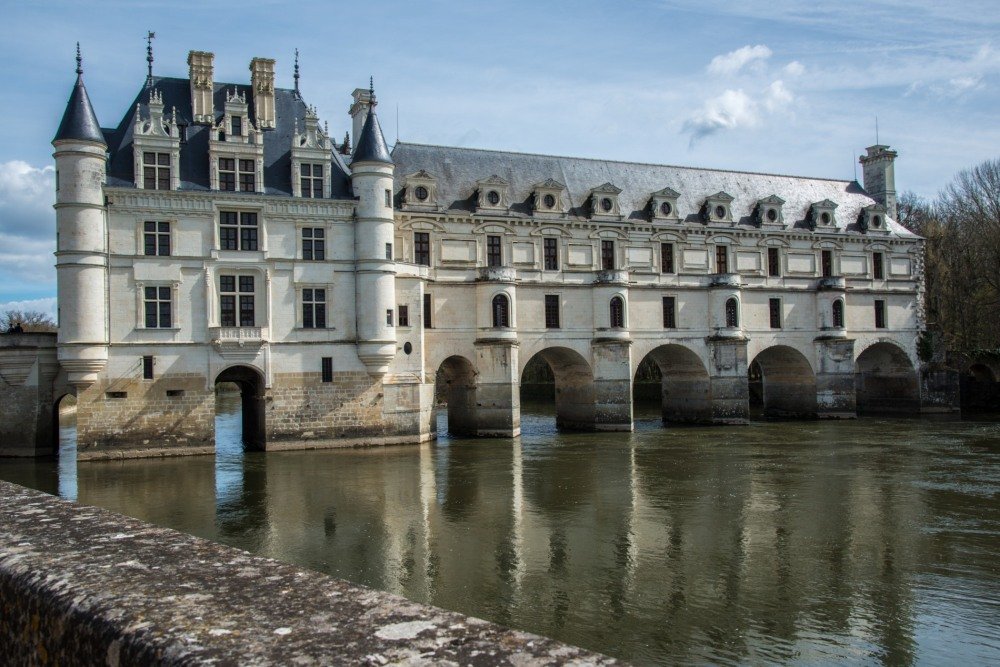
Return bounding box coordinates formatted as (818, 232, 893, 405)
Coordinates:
(53, 74, 106, 146)
(391, 142, 916, 237)
(352, 109, 393, 165)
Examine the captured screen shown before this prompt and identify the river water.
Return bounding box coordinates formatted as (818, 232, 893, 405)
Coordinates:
(2, 396, 999, 665)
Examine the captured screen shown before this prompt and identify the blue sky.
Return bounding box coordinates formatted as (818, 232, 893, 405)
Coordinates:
(0, 0, 997, 314)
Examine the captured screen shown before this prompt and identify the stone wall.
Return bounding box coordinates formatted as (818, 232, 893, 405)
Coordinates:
(0, 480, 614, 665)
(0, 333, 59, 457)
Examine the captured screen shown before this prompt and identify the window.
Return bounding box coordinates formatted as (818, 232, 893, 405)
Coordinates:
(386, 309, 394, 326)
(385, 189, 392, 207)
(832, 300, 844, 328)
(487, 235, 502, 267)
(144, 221, 170, 256)
(874, 300, 886, 329)
(716, 245, 729, 274)
(662, 296, 676, 328)
(143, 152, 170, 190)
(302, 288, 326, 329)
(822, 250, 833, 278)
(610, 296, 625, 328)
(414, 232, 430, 266)
(231, 115, 242, 137)
(661, 243, 674, 274)
(300, 163, 323, 198)
(725, 297, 739, 328)
(142, 356, 154, 380)
(321, 357, 333, 383)
(601, 240, 615, 270)
(873, 252, 885, 280)
(144, 286, 172, 328)
(767, 247, 781, 277)
(238, 159, 255, 192)
(220, 275, 254, 327)
(544, 294, 560, 329)
(544, 237, 559, 270)
(423, 293, 432, 329)
(487, 190, 501, 206)
(769, 298, 782, 328)
(302, 228, 325, 261)
(492, 294, 510, 328)
(220, 211, 258, 251)
(218, 158, 255, 192)
(385, 243, 393, 261)
(219, 158, 235, 191)
(414, 185, 429, 201)
(398, 305, 409, 327)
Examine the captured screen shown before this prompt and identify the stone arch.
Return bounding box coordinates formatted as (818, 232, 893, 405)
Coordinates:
(215, 365, 266, 451)
(968, 363, 996, 383)
(749, 345, 817, 419)
(51, 391, 78, 457)
(520, 346, 596, 431)
(854, 342, 919, 414)
(435, 355, 478, 437)
(634, 344, 711, 423)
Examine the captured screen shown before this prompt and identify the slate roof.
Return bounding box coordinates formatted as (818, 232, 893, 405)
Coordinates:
(54, 74, 106, 145)
(391, 143, 917, 238)
(102, 76, 352, 198)
(352, 108, 393, 165)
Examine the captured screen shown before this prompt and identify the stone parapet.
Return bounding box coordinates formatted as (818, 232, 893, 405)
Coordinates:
(0, 481, 615, 665)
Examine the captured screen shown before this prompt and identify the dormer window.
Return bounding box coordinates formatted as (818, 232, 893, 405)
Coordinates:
(290, 105, 331, 199)
(702, 192, 734, 224)
(589, 183, 622, 219)
(209, 89, 264, 192)
(487, 190, 501, 206)
(754, 195, 785, 228)
(300, 164, 323, 198)
(403, 170, 438, 207)
(133, 89, 180, 191)
(650, 187, 680, 222)
(532, 178, 566, 214)
(476, 175, 510, 212)
(858, 204, 888, 234)
(143, 152, 171, 190)
(415, 186, 429, 201)
(219, 158, 256, 192)
(807, 199, 839, 230)
(231, 115, 242, 137)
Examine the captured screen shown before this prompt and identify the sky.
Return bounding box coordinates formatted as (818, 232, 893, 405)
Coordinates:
(0, 0, 997, 316)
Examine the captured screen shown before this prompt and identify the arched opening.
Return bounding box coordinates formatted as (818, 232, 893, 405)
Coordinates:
(854, 343, 919, 414)
(520, 347, 595, 431)
(492, 294, 510, 328)
(215, 365, 266, 451)
(725, 297, 739, 328)
(962, 363, 1000, 412)
(434, 355, 478, 437)
(610, 296, 625, 328)
(51, 393, 78, 499)
(633, 345, 711, 424)
(832, 299, 845, 328)
(968, 364, 996, 384)
(749, 346, 817, 419)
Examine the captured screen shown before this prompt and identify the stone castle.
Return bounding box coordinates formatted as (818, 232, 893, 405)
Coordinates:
(0, 47, 958, 459)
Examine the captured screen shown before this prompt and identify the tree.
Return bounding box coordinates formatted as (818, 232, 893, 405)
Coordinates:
(1, 309, 56, 333)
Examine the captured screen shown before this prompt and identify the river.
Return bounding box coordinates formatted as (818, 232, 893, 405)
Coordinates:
(1, 395, 998, 665)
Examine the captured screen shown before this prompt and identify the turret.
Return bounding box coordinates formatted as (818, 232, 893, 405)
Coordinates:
(860, 144, 898, 221)
(350, 80, 396, 377)
(52, 45, 109, 388)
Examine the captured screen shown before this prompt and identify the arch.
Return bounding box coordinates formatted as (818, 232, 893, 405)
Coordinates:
(51, 392, 78, 458)
(854, 342, 919, 414)
(968, 363, 996, 383)
(633, 344, 711, 423)
(725, 297, 739, 328)
(215, 365, 266, 450)
(609, 296, 625, 328)
(492, 293, 510, 328)
(434, 355, 478, 437)
(749, 345, 817, 419)
(832, 299, 845, 328)
(520, 347, 595, 431)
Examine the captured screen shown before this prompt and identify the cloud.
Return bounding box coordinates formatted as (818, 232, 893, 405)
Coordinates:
(783, 61, 805, 77)
(682, 80, 794, 143)
(762, 80, 793, 111)
(708, 45, 773, 76)
(0, 161, 55, 239)
(0, 297, 57, 320)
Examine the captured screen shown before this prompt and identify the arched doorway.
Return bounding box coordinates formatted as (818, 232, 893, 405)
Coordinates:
(434, 355, 478, 437)
(749, 346, 817, 419)
(854, 343, 919, 414)
(633, 345, 711, 424)
(520, 347, 595, 431)
(215, 365, 266, 451)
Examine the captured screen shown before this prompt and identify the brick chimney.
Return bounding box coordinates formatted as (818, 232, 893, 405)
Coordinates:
(349, 87, 373, 149)
(250, 57, 276, 130)
(187, 51, 214, 124)
(860, 145, 898, 220)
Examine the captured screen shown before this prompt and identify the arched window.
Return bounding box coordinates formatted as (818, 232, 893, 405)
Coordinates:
(832, 299, 844, 328)
(725, 297, 739, 328)
(610, 296, 625, 328)
(492, 294, 510, 328)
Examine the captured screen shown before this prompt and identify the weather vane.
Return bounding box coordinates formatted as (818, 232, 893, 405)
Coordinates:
(146, 31, 156, 85)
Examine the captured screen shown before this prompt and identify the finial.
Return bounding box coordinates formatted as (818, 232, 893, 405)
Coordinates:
(146, 31, 156, 86)
(75, 42, 82, 76)
(324, 120, 329, 136)
(369, 75, 377, 108)
(293, 48, 300, 97)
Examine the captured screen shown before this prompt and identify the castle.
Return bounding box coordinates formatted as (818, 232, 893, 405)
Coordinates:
(0, 47, 958, 459)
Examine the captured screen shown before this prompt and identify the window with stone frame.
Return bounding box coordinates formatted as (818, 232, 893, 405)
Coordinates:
(832, 299, 845, 328)
(300, 163, 324, 198)
(302, 288, 326, 329)
(874, 299, 886, 329)
(610, 296, 625, 328)
(768, 247, 781, 277)
(544, 237, 559, 271)
(662, 296, 676, 328)
(143, 286, 172, 328)
(144, 221, 170, 257)
(769, 298, 782, 329)
(321, 357, 333, 383)
(231, 115, 243, 137)
(423, 293, 432, 329)
(218, 158, 255, 192)
(661, 243, 675, 274)
(487, 235, 502, 267)
(302, 227, 325, 260)
(544, 294, 560, 329)
(601, 240, 615, 270)
(873, 252, 885, 280)
(220, 275, 255, 327)
(220, 211, 258, 251)
(143, 152, 171, 190)
(414, 232, 431, 266)
(398, 305, 409, 327)
(725, 297, 739, 328)
(716, 245, 729, 274)
(822, 250, 834, 277)
(492, 294, 510, 328)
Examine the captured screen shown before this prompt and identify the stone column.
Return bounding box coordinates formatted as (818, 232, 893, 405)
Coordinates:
(814, 337, 856, 418)
(474, 339, 520, 437)
(707, 336, 749, 424)
(591, 339, 633, 431)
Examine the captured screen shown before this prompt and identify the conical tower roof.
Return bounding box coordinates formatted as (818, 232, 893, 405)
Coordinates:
(53, 46, 105, 146)
(352, 83, 392, 166)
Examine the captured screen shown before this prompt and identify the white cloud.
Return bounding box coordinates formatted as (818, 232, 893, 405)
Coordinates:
(708, 45, 773, 76)
(0, 297, 56, 319)
(683, 80, 794, 143)
(763, 80, 794, 111)
(0, 160, 55, 239)
(783, 61, 805, 77)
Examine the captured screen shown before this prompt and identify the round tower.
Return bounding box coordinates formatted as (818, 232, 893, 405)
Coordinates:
(350, 82, 397, 377)
(52, 45, 109, 388)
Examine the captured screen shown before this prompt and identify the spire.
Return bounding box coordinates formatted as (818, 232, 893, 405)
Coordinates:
(293, 48, 300, 98)
(54, 44, 105, 146)
(352, 78, 392, 165)
(146, 31, 156, 86)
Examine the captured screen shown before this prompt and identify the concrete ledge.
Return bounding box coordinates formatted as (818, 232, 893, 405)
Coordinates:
(0, 481, 615, 665)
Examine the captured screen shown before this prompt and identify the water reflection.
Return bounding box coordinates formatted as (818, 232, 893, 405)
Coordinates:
(1, 400, 998, 665)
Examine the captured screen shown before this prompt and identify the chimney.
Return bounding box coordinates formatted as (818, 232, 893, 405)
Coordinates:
(250, 57, 276, 130)
(349, 87, 372, 149)
(187, 51, 214, 124)
(860, 145, 898, 220)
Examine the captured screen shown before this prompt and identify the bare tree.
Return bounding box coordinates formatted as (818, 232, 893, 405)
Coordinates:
(1, 309, 56, 333)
